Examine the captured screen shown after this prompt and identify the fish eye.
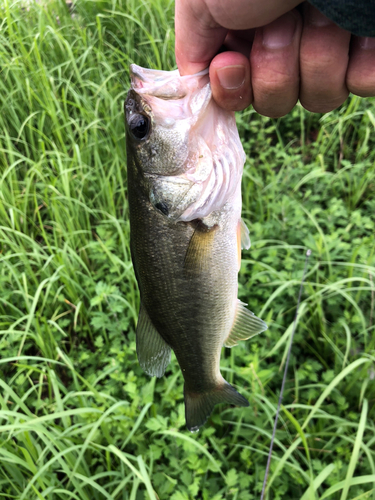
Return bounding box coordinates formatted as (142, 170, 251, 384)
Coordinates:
(129, 114, 150, 140)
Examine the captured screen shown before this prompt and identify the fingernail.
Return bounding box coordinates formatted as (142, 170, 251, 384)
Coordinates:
(217, 65, 246, 90)
(360, 37, 375, 49)
(262, 12, 297, 49)
(306, 5, 332, 27)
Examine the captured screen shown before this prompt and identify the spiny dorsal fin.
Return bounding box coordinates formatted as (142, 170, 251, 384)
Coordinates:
(136, 303, 171, 377)
(184, 221, 217, 275)
(224, 300, 267, 348)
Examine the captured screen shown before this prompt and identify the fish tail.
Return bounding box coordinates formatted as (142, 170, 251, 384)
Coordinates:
(184, 380, 249, 433)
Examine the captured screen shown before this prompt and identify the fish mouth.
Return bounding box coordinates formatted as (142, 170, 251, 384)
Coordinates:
(127, 64, 213, 128)
(129, 63, 209, 101)
(130, 64, 186, 99)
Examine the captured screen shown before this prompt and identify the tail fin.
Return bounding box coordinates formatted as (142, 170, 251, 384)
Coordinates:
(184, 381, 249, 432)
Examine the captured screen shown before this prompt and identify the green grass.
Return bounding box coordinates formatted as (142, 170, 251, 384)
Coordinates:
(0, 0, 374, 499)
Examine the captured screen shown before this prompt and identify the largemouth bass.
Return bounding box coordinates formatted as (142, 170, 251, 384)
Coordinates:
(125, 64, 267, 432)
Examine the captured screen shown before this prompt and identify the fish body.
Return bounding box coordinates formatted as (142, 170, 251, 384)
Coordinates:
(125, 65, 267, 431)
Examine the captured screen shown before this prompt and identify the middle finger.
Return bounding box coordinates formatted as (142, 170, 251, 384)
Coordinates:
(250, 9, 302, 118)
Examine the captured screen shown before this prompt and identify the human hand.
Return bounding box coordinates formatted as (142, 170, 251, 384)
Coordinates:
(175, 0, 375, 117)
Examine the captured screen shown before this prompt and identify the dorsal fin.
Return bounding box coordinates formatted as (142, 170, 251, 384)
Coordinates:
(136, 303, 171, 377)
(224, 300, 267, 348)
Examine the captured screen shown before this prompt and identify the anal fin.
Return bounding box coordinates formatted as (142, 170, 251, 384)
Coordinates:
(136, 303, 171, 378)
(224, 300, 267, 348)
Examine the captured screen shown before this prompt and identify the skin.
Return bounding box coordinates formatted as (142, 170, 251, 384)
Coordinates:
(175, 0, 375, 117)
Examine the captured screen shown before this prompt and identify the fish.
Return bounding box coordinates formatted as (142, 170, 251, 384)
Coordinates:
(125, 64, 267, 432)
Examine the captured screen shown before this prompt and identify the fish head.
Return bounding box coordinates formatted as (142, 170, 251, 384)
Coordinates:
(125, 64, 245, 221)
(125, 65, 208, 177)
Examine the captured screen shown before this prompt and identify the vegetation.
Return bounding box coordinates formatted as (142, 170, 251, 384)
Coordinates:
(0, 0, 374, 498)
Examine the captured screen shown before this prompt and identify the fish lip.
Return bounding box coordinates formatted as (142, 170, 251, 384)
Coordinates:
(130, 64, 179, 85)
(130, 64, 184, 98)
(129, 63, 209, 81)
(129, 63, 210, 100)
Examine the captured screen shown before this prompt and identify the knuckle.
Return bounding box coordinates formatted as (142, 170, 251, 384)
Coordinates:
(251, 72, 298, 117)
(301, 51, 341, 73)
(300, 101, 334, 113)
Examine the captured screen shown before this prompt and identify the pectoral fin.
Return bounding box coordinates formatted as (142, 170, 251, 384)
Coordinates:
(224, 300, 268, 348)
(184, 221, 217, 274)
(136, 303, 171, 377)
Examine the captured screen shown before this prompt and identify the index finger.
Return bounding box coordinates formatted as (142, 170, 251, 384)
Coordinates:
(175, 0, 302, 76)
(175, 0, 227, 75)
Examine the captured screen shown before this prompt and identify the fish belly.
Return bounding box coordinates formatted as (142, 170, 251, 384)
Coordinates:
(129, 182, 237, 383)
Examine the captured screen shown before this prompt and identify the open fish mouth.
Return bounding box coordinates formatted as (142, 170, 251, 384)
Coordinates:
(126, 64, 246, 222)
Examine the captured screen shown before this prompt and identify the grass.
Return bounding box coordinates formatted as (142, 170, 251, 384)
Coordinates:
(0, 0, 374, 498)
